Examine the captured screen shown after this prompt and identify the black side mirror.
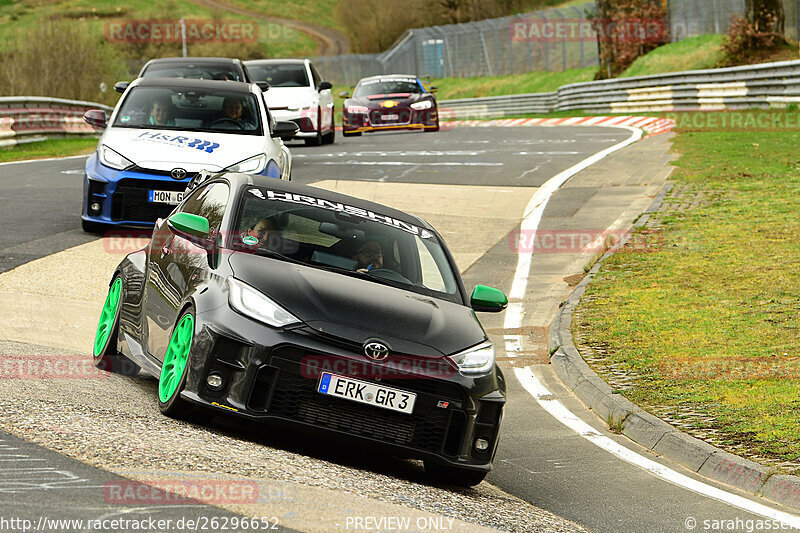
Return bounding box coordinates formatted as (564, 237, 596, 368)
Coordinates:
(318, 81, 332, 91)
(114, 81, 130, 94)
(271, 121, 299, 140)
(255, 81, 270, 92)
(83, 109, 106, 129)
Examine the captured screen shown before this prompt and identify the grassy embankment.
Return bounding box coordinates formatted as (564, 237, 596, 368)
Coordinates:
(575, 120, 800, 472)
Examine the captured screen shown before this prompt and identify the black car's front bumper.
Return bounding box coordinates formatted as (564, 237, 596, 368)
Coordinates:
(179, 305, 505, 471)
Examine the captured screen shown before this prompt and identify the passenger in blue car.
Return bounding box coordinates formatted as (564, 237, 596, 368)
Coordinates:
(148, 96, 175, 126)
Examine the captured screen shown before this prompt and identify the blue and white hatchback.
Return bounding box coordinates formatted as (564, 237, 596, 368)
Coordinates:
(81, 77, 298, 232)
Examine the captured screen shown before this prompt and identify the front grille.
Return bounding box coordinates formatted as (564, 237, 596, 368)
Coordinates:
(254, 354, 462, 454)
(128, 166, 200, 180)
(369, 109, 411, 126)
(111, 178, 186, 222)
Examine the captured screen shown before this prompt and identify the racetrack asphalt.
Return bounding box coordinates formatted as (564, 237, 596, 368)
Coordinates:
(1, 125, 797, 531)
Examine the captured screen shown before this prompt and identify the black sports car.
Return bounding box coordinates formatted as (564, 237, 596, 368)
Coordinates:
(340, 75, 439, 136)
(92, 173, 507, 486)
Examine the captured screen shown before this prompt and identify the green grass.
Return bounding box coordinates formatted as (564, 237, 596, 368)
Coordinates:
(0, 1, 315, 58)
(620, 35, 726, 78)
(0, 136, 98, 163)
(575, 118, 800, 470)
(224, 0, 343, 32)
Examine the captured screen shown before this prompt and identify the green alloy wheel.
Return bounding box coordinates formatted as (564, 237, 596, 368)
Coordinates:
(158, 310, 195, 417)
(93, 277, 140, 376)
(94, 278, 122, 357)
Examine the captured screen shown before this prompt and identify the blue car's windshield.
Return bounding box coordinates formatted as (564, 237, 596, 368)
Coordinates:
(113, 86, 262, 135)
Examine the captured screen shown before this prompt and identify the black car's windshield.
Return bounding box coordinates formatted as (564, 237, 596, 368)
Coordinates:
(231, 186, 460, 302)
(354, 79, 423, 98)
(142, 63, 244, 82)
(112, 86, 262, 134)
(247, 63, 309, 87)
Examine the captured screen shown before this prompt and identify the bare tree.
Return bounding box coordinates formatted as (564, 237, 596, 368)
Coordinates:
(745, 0, 785, 36)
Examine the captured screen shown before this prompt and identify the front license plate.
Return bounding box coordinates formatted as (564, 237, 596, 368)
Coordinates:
(149, 190, 185, 205)
(382, 114, 399, 121)
(317, 372, 416, 414)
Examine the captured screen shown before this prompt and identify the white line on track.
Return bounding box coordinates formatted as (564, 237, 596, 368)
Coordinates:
(312, 161, 503, 166)
(514, 367, 800, 527)
(505, 125, 800, 526)
(0, 154, 89, 167)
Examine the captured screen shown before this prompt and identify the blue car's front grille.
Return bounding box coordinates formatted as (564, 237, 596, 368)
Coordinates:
(111, 178, 186, 222)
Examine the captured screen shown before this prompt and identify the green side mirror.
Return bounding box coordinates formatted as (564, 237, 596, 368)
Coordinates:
(167, 212, 210, 238)
(470, 285, 507, 312)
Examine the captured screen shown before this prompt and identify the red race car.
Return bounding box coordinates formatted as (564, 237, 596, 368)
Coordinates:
(340, 75, 439, 136)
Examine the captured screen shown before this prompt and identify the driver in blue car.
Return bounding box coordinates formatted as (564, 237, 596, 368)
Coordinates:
(221, 96, 255, 130)
(353, 241, 383, 272)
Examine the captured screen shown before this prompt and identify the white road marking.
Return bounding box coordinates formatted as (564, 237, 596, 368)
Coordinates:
(514, 367, 800, 527)
(507, 126, 642, 302)
(505, 124, 800, 524)
(312, 161, 503, 167)
(0, 154, 89, 167)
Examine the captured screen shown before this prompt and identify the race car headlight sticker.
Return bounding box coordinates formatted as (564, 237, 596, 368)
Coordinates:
(410, 100, 433, 110)
(347, 105, 369, 114)
(99, 145, 134, 170)
(226, 154, 267, 174)
(450, 341, 495, 375)
(227, 277, 301, 328)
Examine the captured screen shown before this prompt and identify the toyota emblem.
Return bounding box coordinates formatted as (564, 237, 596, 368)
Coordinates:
(363, 342, 389, 361)
(170, 168, 187, 180)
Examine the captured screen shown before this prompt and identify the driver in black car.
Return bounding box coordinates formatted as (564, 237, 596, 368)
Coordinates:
(353, 240, 383, 273)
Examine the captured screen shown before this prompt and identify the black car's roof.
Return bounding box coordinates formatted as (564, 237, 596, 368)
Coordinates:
(132, 78, 253, 93)
(358, 74, 418, 83)
(224, 174, 432, 231)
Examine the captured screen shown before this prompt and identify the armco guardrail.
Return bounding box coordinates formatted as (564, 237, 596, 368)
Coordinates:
(440, 59, 800, 118)
(0, 97, 111, 147)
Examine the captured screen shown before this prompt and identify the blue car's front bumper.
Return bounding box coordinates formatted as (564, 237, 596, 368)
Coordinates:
(82, 153, 281, 228)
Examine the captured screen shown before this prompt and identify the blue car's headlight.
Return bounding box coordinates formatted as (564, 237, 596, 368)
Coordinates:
(226, 154, 267, 174)
(227, 277, 301, 328)
(98, 145, 134, 170)
(450, 341, 495, 375)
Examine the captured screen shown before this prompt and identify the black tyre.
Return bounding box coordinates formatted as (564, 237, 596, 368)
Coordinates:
(322, 110, 336, 145)
(92, 276, 140, 376)
(342, 130, 362, 137)
(424, 460, 487, 487)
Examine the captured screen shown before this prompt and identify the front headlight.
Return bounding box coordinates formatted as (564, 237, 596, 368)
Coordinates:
(227, 277, 301, 328)
(98, 145, 134, 170)
(347, 105, 369, 114)
(410, 100, 433, 110)
(450, 341, 495, 375)
(226, 154, 267, 174)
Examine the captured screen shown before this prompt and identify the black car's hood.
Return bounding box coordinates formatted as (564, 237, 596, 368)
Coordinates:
(228, 252, 484, 357)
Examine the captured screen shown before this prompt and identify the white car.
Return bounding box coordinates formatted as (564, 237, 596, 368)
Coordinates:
(245, 58, 335, 146)
(81, 77, 298, 232)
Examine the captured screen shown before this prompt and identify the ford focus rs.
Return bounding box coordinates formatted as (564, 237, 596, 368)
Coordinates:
(340, 75, 438, 136)
(92, 174, 507, 486)
(81, 78, 298, 232)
